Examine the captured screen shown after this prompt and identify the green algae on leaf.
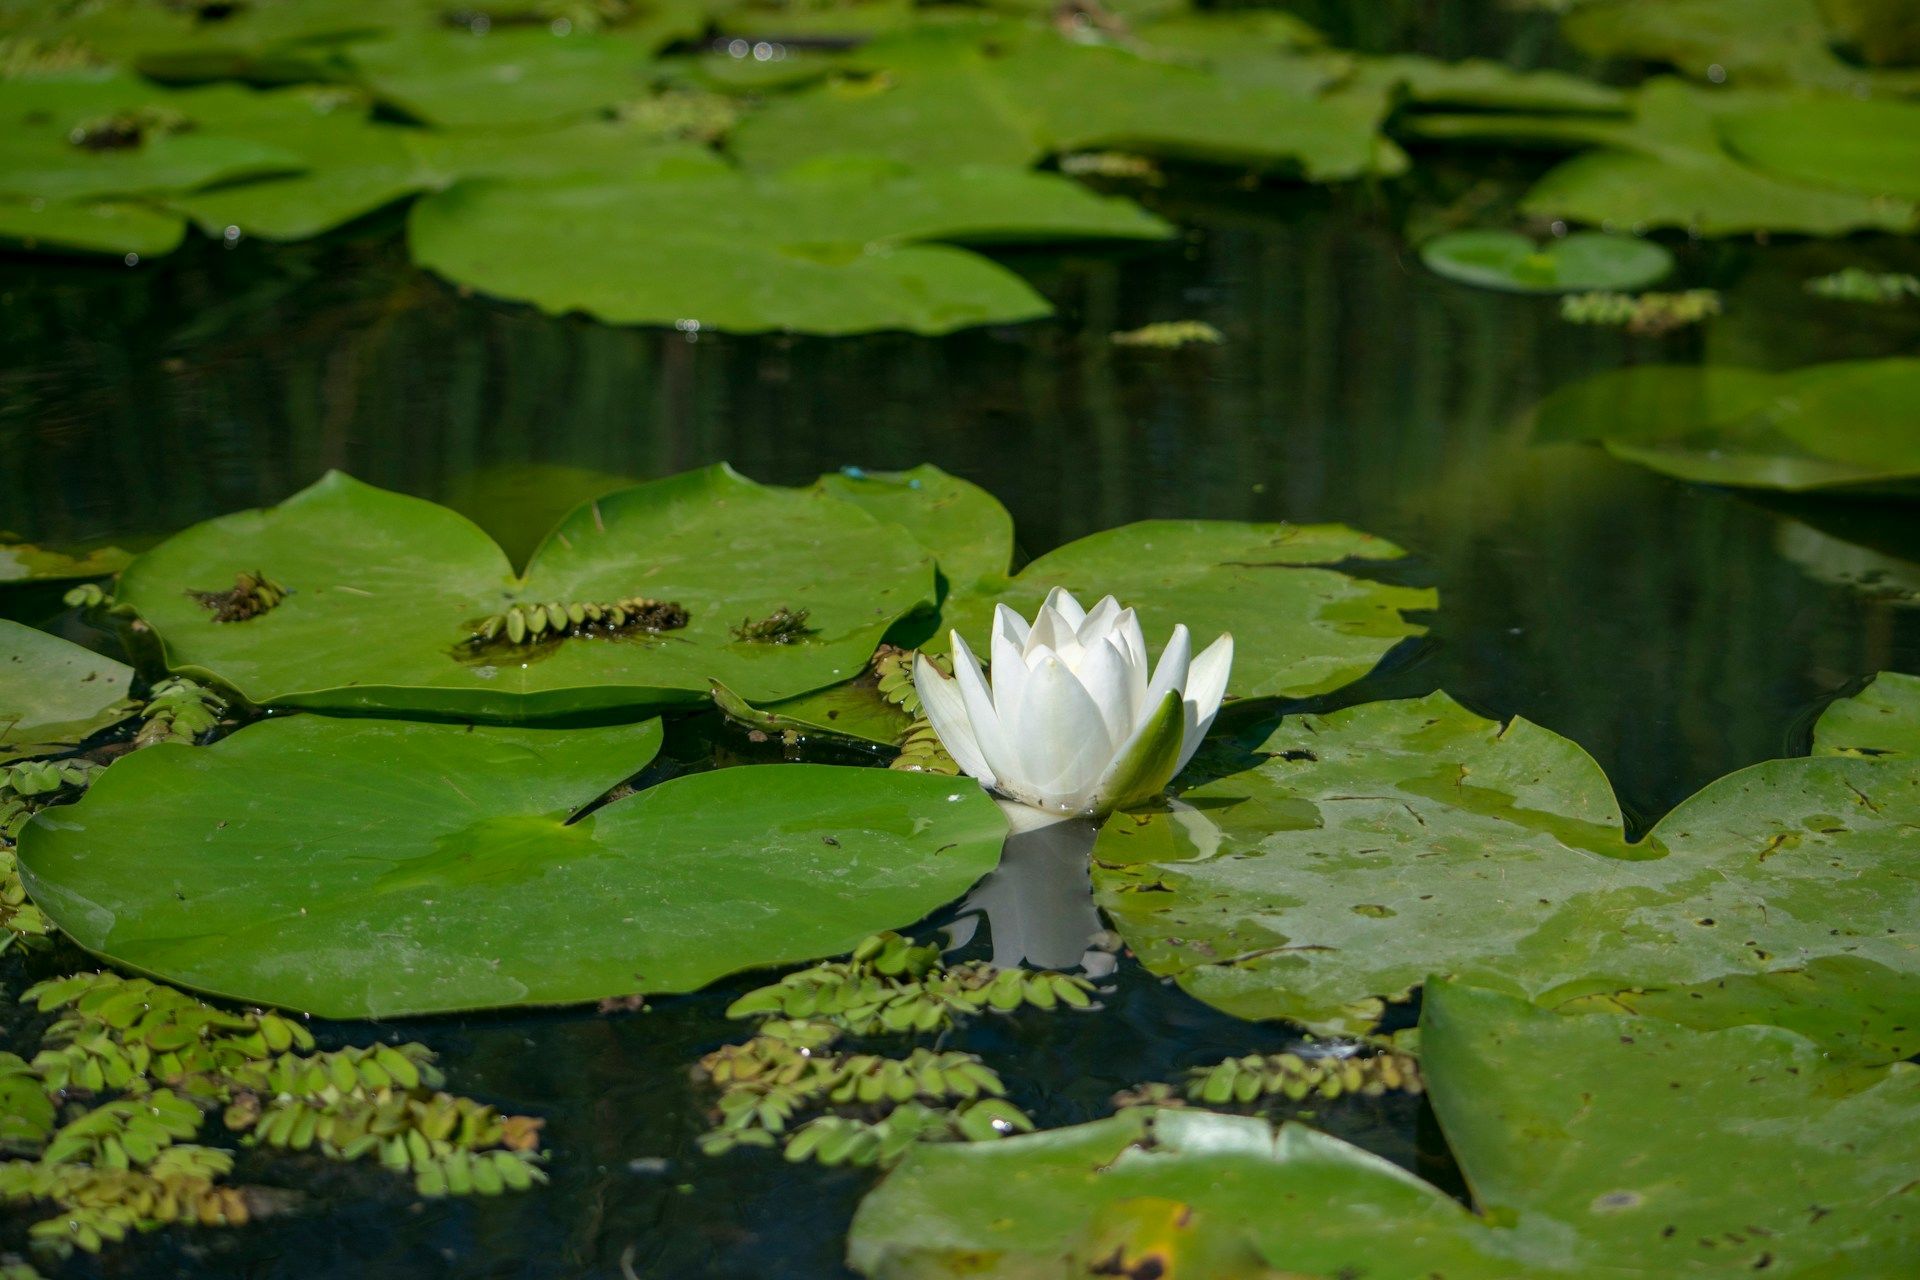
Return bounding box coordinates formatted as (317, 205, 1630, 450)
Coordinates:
(117, 466, 934, 719)
(1092, 691, 1920, 1039)
(18, 715, 1006, 1018)
(1814, 671, 1920, 759)
(1421, 229, 1673, 293)
(0, 622, 136, 765)
(407, 158, 1171, 334)
(1532, 358, 1920, 493)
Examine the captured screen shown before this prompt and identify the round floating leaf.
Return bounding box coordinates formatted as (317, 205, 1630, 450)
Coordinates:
(848, 1110, 1510, 1279)
(0, 621, 136, 764)
(1533, 358, 1920, 493)
(407, 159, 1170, 335)
(117, 466, 934, 719)
(1424, 981, 1920, 1276)
(1815, 672, 1920, 760)
(937, 521, 1436, 701)
(1420, 230, 1673, 293)
(1093, 692, 1920, 1040)
(19, 716, 1006, 1018)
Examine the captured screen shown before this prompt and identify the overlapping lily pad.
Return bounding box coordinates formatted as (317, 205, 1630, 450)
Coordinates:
(849, 980, 1920, 1277)
(117, 465, 934, 718)
(1420, 229, 1673, 293)
(0, 537, 131, 585)
(1092, 689, 1920, 1038)
(1531, 358, 1920, 493)
(0, 621, 136, 764)
(1815, 671, 1920, 759)
(18, 714, 1006, 1018)
(408, 156, 1171, 334)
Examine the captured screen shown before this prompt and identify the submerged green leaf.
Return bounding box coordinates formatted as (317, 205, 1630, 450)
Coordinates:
(1532, 358, 1920, 493)
(19, 715, 1006, 1018)
(118, 466, 934, 719)
(0, 622, 136, 765)
(1093, 691, 1920, 1042)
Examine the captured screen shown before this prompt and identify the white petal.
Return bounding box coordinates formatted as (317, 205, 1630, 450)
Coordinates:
(1040, 586, 1086, 630)
(990, 625, 1031, 728)
(1135, 624, 1191, 735)
(1175, 633, 1234, 772)
(1088, 689, 1186, 814)
(1072, 633, 1135, 747)
(991, 602, 1030, 650)
(1027, 603, 1077, 661)
(1115, 608, 1150, 714)
(1076, 595, 1124, 647)
(913, 654, 994, 786)
(950, 631, 1022, 791)
(1009, 652, 1114, 812)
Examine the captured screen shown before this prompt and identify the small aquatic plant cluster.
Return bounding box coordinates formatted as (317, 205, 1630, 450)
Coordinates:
(1112, 1048, 1425, 1111)
(1804, 268, 1920, 304)
(188, 571, 287, 623)
(872, 646, 958, 775)
(0, 971, 545, 1262)
(132, 677, 225, 747)
(1109, 321, 1225, 349)
(1, 761, 98, 951)
(729, 606, 815, 644)
(465, 595, 688, 650)
(1557, 289, 1722, 334)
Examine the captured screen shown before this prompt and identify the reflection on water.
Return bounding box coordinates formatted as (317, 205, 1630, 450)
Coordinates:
(943, 807, 1111, 975)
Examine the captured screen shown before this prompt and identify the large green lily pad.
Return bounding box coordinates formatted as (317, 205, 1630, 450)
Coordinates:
(18, 715, 1006, 1018)
(1092, 691, 1920, 1039)
(849, 981, 1920, 1277)
(1815, 671, 1920, 759)
(1720, 97, 1920, 204)
(0, 622, 137, 765)
(117, 466, 934, 719)
(1423, 981, 1920, 1276)
(342, 28, 661, 128)
(848, 1109, 1512, 1279)
(407, 156, 1171, 334)
(1420, 229, 1673, 293)
(1532, 358, 1920, 493)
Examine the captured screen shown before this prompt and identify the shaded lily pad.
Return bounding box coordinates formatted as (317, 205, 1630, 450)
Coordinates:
(1092, 691, 1920, 1038)
(1720, 96, 1920, 204)
(1562, 0, 1901, 93)
(408, 157, 1171, 334)
(0, 621, 136, 764)
(1424, 981, 1920, 1275)
(1814, 671, 1920, 759)
(438, 463, 637, 572)
(1420, 230, 1673, 293)
(342, 28, 660, 128)
(18, 715, 1006, 1018)
(117, 466, 934, 719)
(0, 537, 132, 584)
(1531, 358, 1920, 493)
(0, 197, 186, 257)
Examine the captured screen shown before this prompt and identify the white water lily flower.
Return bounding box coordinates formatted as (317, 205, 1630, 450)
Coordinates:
(913, 587, 1232, 819)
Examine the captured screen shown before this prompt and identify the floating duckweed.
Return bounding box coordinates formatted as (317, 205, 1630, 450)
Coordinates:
(1804, 268, 1920, 304)
(727, 931, 1098, 1034)
(1112, 1049, 1424, 1111)
(466, 595, 688, 651)
(614, 89, 741, 144)
(694, 1026, 1033, 1167)
(1058, 152, 1164, 184)
(1110, 320, 1226, 349)
(1, 761, 97, 951)
(188, 571, 288, 623)
(1558, 289, 1722, 335)
(134, 677, 227, 747)
(730, 606, 816, 644)
(61, 582, 129, 616)
(0, 970, 547, 1259)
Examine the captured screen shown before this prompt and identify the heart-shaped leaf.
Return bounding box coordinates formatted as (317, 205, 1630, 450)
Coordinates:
(1420, 229, 1673, 293)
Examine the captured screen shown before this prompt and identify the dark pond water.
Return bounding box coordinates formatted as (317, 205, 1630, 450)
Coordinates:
(6, 18, 1920, 1280)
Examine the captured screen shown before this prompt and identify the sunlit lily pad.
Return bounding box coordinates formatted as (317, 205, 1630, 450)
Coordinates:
(0, 621, 136, 764)
(1421, 230, 1673, 293)
(1092, 691, 1920, 1039)
(1423, 981, 1920, 1275)
(849, 980, 1920, 1275)
(117, 466, 934, 719)
(1531, 358, 1920, 493)
(408, 156, 1171, 334)
(1815, 671, 1920, 759)
(19, 715, 1006, 1018)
